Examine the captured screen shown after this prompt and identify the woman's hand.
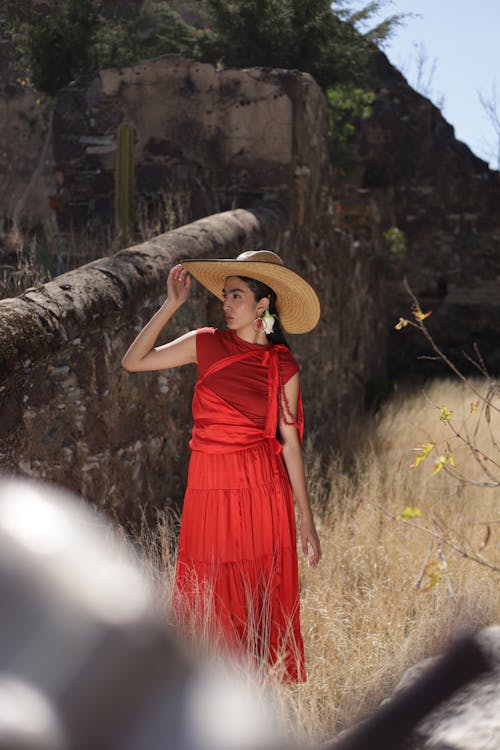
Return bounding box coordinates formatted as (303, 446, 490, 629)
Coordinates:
(167, 264, 191, 308)
(121, 262, 196, 372)
(300, 516, 321, 568)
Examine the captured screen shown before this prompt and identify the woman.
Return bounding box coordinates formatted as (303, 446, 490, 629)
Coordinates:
(122, 250, 321, 681)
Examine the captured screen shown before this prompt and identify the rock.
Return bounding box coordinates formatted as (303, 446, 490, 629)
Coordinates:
(397, 626, 500, 750)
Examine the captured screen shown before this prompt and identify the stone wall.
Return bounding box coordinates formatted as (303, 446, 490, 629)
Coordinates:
(51, 55, 326, 231)
(335, 51, 500, 376)
(0, 208, 381, 524)
(0, 208, 277, 521)
(0, 57, 383, 523)
(0, 86, 56, 231)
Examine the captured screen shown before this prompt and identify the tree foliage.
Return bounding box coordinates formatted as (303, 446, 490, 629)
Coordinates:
(326, 85, 375, 166)
(93, 2, 200, 70)
(4, 0, 402, 95)
(201, 0, 401, 89)
(5, 0, 100, 95)
(4, 0, 200, 95)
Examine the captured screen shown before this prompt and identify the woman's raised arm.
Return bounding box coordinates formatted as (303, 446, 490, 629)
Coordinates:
(121, 264, 197, 372)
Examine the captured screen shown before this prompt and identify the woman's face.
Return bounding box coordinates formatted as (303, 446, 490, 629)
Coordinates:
(222, 276, 268, 332)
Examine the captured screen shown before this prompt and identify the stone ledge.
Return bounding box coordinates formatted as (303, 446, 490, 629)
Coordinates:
(0, 203, 286, 384)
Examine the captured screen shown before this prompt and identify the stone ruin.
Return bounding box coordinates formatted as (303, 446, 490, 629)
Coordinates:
(0, 57, 384, 522)
(0, 50, 499, 515)
(335, 51, 500, 377)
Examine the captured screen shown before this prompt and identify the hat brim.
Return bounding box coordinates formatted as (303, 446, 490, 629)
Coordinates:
(181, 258, 320, 334)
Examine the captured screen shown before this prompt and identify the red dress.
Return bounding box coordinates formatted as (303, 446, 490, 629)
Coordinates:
(173, 328, 306, 681)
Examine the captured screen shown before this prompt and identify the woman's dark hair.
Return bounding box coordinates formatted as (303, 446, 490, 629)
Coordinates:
(238, 275, 290, 348)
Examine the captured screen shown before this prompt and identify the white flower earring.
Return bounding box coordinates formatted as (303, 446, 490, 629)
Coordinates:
(262, 308, 277, 334)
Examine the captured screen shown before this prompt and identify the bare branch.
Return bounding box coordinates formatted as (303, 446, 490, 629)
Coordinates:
(478, 81, 500, 170)
(372, 502, 500, 573)
(442, 464, 500, 488)
(403, 277, 500, 412)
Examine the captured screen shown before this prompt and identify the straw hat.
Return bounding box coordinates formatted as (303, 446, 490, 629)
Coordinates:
(181, 250, 320, 334)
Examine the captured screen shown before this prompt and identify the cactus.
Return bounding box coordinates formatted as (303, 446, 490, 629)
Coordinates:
(114, 124, 135, 242)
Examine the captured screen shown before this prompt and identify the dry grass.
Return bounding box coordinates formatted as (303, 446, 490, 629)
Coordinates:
(0, 189, 191, 299)
(136, 378, 500, 744)
(0, 225, 114, 299)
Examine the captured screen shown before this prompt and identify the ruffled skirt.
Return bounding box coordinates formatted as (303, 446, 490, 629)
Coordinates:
(173, 439, 306, 681)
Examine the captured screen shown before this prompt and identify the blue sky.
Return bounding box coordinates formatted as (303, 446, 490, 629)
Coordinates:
(357, 0, 499, 169)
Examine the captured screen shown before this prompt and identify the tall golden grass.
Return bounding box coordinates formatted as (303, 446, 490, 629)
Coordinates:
(138, 378, 499, 744)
